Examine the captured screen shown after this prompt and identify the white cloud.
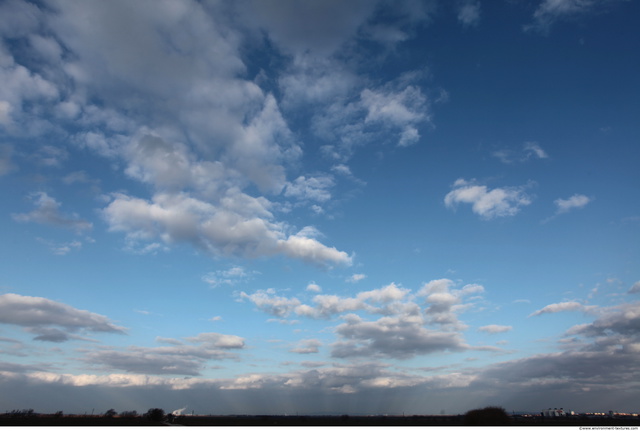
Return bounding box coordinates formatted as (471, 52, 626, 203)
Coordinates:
(0, 293, 126, 342)
(444, 178, 533, 219)
(361, 85, 429, 147)
(0, 0, 359, 268)
(240, 289, 302, 318)
(347, 273, 367, 283)
(103, 191, 351, 266)
(306, 283, 322, 293)
(478, 325, 513, 334)
(239, 281, 490, 359)
(84, 332, 245, 376)
(284, 174, 335, 203)
(566, 302, 640, 340)
(418, 279, 485, 330)
(493, 142, 549, 164)
(12, 192, 93, 232)
(202, 266, 257, 288)
(526, 0, 619, 33)
(524, 141, 549, 159)
(628, 281, 640, 294)
(554, 194, 591, 214)
(331, 313, 468, 359)
(36, 238, 83, 256)
(457, 1, 481, 27)
(529, 301, 587, 317)
(290, 338, 322, 354)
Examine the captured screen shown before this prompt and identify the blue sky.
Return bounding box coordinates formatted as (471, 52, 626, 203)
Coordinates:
(1, 0, 639, 416)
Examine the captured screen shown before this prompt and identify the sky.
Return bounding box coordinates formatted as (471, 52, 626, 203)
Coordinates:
(1, 0, 639, 417)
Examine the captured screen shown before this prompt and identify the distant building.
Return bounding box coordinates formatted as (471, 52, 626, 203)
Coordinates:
(542, 408, 567, 417)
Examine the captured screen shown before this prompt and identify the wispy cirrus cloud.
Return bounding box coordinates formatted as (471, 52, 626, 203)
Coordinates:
(290, 338, 322, 354)
(202, 266, 259, 288)
(346, 273, 367, 283)
(84, 332, 245, 376)
(526, 0, 623, 33)
(529, 301, 592, 317)
(478, 325, 513, 334)
(12, 192, 92, 232)
(554, 194, 592, 214)
(493, 142, 548, 164)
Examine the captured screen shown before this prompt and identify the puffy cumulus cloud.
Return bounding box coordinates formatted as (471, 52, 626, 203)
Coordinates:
(0, 293, 126, 342)
(84, 332, 245, 376)
(457, 1, 481, 27)
(276, 234, 352, 267)
(0, 33, 59, 135)
(12, 192, 92, 232)
(306, 283, 322, 293)
(279, 57, 433, 164)
(478, 324, 513, 334)
(242, 281, 490, 359)
(284, 174, 335, 203)
(240, 289, 302, 318)
(554, 194, 591, 214)
(1, 0, 362, 267)
(278, 56, 359, 109)
(419, 279, 485, 329)
(361, 83, 430, 147)
(331, 313, 469, 359)
(103, 191, 351, 266)
(347, 273, 367, 283)
(566, 302, 640, 340)
(296, 283, 413, 319)
(444, 178, 533, 219)
(529, 301, 589, 317)
(244, 279, 482, 321)
(0, 0, 443, 270)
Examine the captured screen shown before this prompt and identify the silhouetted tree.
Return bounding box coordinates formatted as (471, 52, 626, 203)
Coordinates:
(120, 410, 138, 417)
(464, 406, 511, 426)
(104, 408, 117, 418)
(146, 408, 165, 421)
